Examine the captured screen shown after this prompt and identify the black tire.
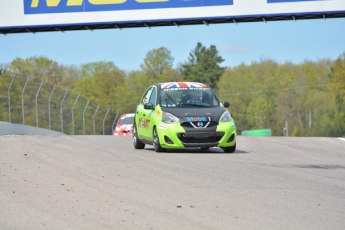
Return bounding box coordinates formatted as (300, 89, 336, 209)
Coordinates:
(222, 143, 236, 153)
(153, 127, 166, 152)
(133, 123, 145, 149)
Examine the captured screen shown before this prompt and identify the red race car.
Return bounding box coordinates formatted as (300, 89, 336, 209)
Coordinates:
(113, 113, 135, 136)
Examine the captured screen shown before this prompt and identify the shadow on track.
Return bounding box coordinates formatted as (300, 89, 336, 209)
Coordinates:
(142, 147, 249, 154)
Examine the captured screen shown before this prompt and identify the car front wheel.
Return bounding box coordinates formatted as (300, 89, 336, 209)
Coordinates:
(222, 143, 236, 153)
(133, 123, 145, 149)
(153, 127, 166, 152)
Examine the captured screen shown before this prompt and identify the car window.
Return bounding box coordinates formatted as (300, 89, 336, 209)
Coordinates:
(160, 88, 220, 107)
(141, 87, 153, 105)
(149, 87, 157, 106)
(160, 90, 180, 107)
(118, 116, 134, 125)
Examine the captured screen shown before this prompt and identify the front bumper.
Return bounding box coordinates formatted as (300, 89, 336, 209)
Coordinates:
(156, 121, 236, 149)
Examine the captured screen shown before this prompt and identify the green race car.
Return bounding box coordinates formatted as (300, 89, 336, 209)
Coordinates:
(132, 82, 236, 153)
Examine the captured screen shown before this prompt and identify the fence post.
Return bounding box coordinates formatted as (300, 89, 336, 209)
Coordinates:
(35, 80, 44, 127)
(8, 74, 16, 123)
(72, 94, 80, 135)
(103, 108, 110, 135)
(284, 120, 289, 136)
(48, 85, 56, 130)
(60, 89, 68, 133)
(83, 99, 90, 135)
(93, 104, 100, 135)
(22, 77, 30, 125)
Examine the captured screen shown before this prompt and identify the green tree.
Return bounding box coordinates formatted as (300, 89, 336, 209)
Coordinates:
(112, 47, 181, 114)
(247, 96, 273, 129)
(329, 52, 345, 104)
(2, 57, 66, 127)
(6, 56, 65, 83)
(182, 42, 225, 89)
(217, 64, 257, 133)
(140, 47, 174, 79)
(328, 52, 345, 137)
(160, 68, 183, 82)
(0, 64, 12, 122)
(72, 61, 126, 111)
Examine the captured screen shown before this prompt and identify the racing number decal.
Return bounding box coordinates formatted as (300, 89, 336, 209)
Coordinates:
(139, 118, 150, 129)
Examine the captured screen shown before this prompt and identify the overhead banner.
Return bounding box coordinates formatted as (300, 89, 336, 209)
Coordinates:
(1, 0, 345, 31)
(24, 0, 233, 14)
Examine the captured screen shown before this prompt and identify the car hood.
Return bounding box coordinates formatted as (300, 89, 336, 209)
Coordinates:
(161, 106, 227, 123)
(116, 124, 133, 130)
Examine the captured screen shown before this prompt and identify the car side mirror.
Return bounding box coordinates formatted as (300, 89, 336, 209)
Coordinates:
(223, 101, 230, 108)
(144, 103, 154, 110)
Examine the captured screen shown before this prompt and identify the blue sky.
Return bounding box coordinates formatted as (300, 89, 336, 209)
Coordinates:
(1, 17, 344, 72)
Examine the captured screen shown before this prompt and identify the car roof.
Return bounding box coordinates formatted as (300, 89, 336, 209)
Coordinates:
(156, 82, 210, 90)
(119, 113, 135, 117)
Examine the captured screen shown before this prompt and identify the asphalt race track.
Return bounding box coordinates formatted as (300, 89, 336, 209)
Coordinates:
(1, 135, 344, 230)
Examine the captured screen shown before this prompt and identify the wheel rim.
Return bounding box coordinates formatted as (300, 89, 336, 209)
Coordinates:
(133, 126, 137, 145)
(153, 129, 158, 149)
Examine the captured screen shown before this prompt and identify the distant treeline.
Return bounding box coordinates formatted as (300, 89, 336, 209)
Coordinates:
(1, 43, 344, 137)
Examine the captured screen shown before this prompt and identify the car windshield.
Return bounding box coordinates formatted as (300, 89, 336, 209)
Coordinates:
(160, 88, 220, 108)
(118, 116, 134, 125)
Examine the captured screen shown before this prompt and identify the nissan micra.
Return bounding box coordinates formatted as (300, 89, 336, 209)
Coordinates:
(132, 82, 236, 153)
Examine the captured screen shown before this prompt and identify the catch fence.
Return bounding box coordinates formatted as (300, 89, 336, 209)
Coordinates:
(0, 74, 118, 135)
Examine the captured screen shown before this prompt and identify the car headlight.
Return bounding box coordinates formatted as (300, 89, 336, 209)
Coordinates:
(162, 112, 179, 124)
(220, 111, 233, 122)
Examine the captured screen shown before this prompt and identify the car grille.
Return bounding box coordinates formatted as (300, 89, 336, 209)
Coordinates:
(181, 121, 218, 128)
(178, 132, 224, 144)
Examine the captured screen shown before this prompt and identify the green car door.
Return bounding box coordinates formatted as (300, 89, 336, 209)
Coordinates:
(136, 86, 157, 141)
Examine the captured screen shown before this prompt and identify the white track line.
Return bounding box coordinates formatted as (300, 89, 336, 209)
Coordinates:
(339, 138, 345, 142)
